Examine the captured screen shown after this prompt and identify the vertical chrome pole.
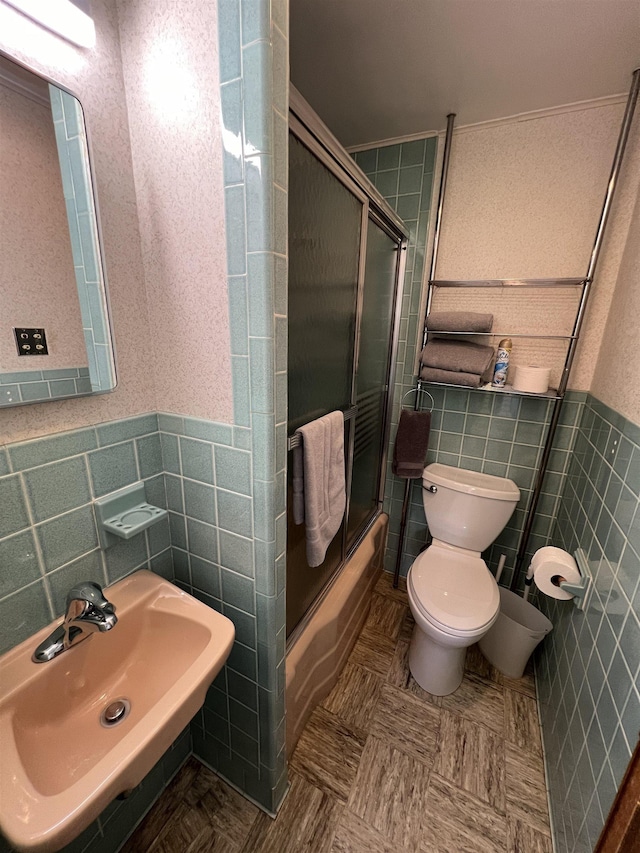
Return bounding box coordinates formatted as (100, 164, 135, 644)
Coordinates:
(510, 68, 640, 591)
(424, 114, 457, 345)
(586, 69, 640, 282)
(393, 113, 456, 588)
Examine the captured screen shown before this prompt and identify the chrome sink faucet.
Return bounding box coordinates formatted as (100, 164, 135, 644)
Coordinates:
(33, 581, 117, 663)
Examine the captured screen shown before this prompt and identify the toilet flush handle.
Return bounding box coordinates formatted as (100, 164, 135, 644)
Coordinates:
(423, 484, 437, 494)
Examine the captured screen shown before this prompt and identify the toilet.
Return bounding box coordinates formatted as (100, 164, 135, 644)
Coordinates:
(407, 463, 520, 696)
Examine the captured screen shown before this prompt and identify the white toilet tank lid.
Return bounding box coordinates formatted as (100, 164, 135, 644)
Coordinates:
(423, 463, 520, 501)
(409, 547, 499, 633)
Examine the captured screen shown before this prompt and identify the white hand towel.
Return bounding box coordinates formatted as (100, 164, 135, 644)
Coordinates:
(292, 411, 346, 567)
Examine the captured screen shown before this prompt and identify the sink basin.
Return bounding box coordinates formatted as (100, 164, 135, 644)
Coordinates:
(0, 570, 235, 852)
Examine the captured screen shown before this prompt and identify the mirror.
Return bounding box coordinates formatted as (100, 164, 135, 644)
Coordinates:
(0, 53, 115, 407)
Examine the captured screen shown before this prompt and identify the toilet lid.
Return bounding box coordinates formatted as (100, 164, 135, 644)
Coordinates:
(408, 547, 499, 633)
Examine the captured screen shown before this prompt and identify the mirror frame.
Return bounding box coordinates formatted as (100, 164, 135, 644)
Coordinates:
(0, 49, 117, 408)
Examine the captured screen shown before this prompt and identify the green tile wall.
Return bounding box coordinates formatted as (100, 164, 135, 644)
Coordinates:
(384, 386, 586, 588)
(353, 140, 583, 589)
(208, 0, 289, 812)
(536, 394, 640, 853)
(158, 414, 286, 808)
(0, 413, 180, 853)
(0, 400, 287, 851)
(0, 414, 170, 657)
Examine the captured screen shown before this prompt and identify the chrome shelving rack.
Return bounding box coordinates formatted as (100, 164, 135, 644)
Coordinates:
(424, 276, 589, 399)
(393, 68, 640, 590)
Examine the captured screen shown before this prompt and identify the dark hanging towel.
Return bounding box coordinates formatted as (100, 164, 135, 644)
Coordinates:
(392, 409, 431, 478)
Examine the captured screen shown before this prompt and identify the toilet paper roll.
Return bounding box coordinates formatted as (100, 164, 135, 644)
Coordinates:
(533, 557, 581, 600)
(531, 546, 577, 571)
(512, 366, 551, 394)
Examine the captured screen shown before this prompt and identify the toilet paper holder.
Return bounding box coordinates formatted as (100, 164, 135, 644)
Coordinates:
(551, 549, 592, 611)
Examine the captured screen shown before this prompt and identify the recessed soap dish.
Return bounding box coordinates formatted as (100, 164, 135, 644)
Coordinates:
(95, 482, 168, 548)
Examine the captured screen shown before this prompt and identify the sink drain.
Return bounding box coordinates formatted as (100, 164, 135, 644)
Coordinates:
(100, 698, 131, 727)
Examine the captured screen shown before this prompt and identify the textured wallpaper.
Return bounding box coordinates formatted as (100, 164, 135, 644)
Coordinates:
(0, 0, 236, 439)
(591, 176, 640, 426)
(116, 0, 233, 423)
(434, 102, 640, 393)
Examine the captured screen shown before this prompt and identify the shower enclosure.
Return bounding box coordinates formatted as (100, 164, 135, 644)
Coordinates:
(287, 90, 408, 639)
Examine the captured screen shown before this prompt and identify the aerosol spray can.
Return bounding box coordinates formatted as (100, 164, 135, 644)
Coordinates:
(492, 338, 512, 387)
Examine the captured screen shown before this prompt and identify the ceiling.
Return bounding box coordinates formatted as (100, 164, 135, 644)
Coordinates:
(290, 0, 640, 148)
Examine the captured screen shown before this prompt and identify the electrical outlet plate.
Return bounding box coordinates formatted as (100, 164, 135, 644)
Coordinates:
(14, 328, 48, 356)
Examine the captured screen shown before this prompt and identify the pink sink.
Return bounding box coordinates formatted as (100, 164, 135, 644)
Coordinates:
(0, 570, 235, 852)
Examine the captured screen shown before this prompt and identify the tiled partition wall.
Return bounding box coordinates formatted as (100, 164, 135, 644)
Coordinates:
(352, 141, 579, 587)
(213, 0, 289, 813)
(159, 414, 287, 809)
(536, 394, 640, 853)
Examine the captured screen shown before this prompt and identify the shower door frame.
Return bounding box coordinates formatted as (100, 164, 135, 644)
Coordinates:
(287, 89, 408, 643)
(346, 208, 407, 543)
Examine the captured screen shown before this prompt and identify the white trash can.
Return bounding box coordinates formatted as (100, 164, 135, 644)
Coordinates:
(478, 587, 553, 679)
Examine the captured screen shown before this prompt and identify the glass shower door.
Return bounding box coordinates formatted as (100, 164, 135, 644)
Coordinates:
(286, 132, 363, 636)
(346, 218, 400, 545)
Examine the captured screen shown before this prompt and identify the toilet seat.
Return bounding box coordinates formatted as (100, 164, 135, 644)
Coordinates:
(408, 545, 499, 635)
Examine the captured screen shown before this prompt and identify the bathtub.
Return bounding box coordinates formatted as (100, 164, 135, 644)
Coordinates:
(285, 512, 388, 755)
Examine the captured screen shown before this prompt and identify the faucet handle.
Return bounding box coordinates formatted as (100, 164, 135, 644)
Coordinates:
(65, 581, 116, 624)
(33, 582, 117, 662)
(65, 581, 112, 610)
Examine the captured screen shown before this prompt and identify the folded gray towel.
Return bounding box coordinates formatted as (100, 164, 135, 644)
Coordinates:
(420, 366, 485, 387)
(392, 409, 431, 478)
(427, 311, 493, 333)
(421, 339, 494, 377)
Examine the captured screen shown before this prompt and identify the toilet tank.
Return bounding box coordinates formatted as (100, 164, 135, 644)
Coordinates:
(422, 463, 520, 552)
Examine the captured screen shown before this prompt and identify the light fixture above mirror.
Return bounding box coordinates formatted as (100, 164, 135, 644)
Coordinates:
(1, 0, 95, 48)
(0, 52, 116, 407)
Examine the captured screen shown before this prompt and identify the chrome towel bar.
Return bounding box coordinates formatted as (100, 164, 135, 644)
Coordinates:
(287, 406, 358, 451)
